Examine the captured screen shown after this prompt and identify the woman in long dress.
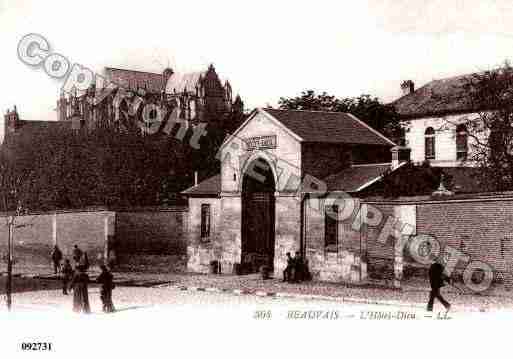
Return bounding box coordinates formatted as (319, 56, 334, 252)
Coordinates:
(96, 264, 115, 313)
(71, 265, 91, 314)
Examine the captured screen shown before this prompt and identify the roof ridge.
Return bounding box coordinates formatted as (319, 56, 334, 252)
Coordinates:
(264, 108, 350, 115)
(351, 163, 391, 167)
(105, 67, 163, 76)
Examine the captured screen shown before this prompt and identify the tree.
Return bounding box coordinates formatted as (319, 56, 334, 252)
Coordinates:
(367, 161, 452, 198)
(278, 90, 402, 142)
(0, 152, 36, 310)
(454, 62, 513, 191)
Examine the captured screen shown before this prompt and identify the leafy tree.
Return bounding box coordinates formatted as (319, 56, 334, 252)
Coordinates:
(365, 161, 452, 198)
(454, 62, 513, 191)
(278, 90, 402, 142)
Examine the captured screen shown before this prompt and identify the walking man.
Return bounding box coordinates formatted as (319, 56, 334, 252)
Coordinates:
(51, 245, 63, 274)
(96, 264, 116, 313)
(427, 259, 452, 312)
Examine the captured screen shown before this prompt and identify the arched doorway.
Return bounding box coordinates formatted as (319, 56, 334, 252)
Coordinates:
(241, 157, 276, 273)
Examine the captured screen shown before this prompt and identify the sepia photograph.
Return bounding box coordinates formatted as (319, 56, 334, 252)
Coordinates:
(1, 0, 513, 357)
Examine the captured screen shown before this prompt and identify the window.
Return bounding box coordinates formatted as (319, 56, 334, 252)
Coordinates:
(324, 205, 338, 252)
(200, 204, 211, 240)
(425, 127, 435, 160)
(456, 124, 468, 160)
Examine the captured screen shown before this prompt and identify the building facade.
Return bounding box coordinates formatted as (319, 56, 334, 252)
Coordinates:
(56, 64, 243, 131)
(182, 108, 398, 282)
(393, 75, 485, 167)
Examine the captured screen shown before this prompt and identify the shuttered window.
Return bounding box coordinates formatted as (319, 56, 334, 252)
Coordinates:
(456, 124, 468, 160)
(201, 204, 211, 241)
(425, 127, 435, 160)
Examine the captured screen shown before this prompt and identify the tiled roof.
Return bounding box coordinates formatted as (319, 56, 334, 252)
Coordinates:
(392, 73, 477, 119)
(181, 174, 221, 196)
(263, 108, 395, 146)
(105, 67, 164, 93)
(323, 163, 392, 193)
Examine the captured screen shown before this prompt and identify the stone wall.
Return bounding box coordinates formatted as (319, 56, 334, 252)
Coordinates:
(304, 196, 367, 283)
(220, 110, 302, 193)
(0, 209, 113, 270)
(115, 207, 188, 272)
(274, 194, 302, 278)
(186, 197, 223, 273)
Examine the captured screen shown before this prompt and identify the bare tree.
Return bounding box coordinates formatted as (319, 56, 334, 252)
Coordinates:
(459, 62, 513, 191)
(0, 154, 35, 311)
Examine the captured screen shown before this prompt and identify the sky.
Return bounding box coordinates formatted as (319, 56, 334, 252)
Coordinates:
(1, 0, 513, 140)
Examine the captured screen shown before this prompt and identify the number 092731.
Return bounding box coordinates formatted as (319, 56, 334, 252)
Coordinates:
(21, 342, 52, 351)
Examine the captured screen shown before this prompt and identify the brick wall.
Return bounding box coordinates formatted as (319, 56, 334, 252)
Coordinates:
(416, 198, 513, 278)
(361, 195, 513, 286)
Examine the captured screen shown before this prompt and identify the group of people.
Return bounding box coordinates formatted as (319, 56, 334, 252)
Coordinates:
(51, 244, 116, 314)
(282, 251, 311, 283)
(51, 244, 89, 273)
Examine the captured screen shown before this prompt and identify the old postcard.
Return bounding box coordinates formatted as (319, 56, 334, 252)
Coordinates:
(0, 0, 512, 357)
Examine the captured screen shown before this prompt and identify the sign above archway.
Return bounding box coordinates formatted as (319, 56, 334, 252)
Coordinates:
(244, 135, 277, 151)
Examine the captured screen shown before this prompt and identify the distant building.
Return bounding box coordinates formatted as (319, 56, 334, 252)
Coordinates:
(392, 74, 479, 167)
(3, 64, 243, 145)
(55, 64, 244, 130)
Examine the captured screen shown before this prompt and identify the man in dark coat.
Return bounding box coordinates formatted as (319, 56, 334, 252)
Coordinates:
(427, 260, 452, 312)
(72, 245, 82, 267)
(61, 259, 73, 295)
(283, 252, 294, 282)
(51, 245, 63, 274)
(294, 251, 304, 283)
(79, 251, 90, 271)
(96, 264, 115, 313)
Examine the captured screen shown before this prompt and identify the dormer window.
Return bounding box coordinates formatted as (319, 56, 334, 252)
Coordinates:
(425, 127, 435, 160)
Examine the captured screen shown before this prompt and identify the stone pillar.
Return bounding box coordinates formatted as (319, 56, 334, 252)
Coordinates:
(274, 193, 301, 278)
(104, 212, 115, 264)
(393, 205, 416, 288)
(219, 194, 242, 274)
(52, 213, 57, 245)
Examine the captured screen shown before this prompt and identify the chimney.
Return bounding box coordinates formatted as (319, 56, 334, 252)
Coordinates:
(391, 145, 411, 170)
(400, 80, 415, 96)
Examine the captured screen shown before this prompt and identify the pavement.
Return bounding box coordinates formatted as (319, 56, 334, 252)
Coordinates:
(3, 268, 513, 312)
